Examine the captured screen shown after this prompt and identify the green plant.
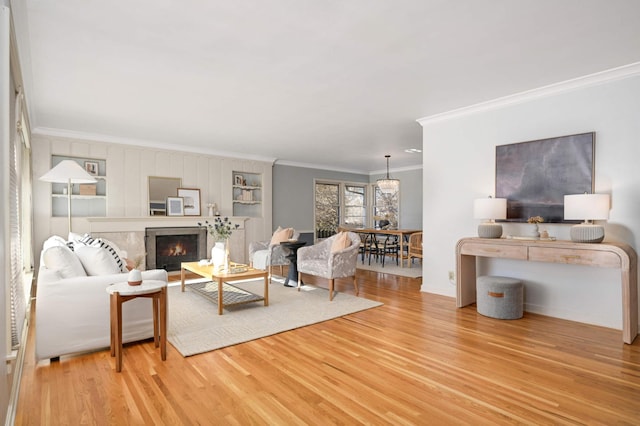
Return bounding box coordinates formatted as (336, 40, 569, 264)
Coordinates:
(198, 217, 239, 241)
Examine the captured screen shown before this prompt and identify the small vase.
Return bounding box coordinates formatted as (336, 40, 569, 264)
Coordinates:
(128, 269, 142, 286)
(525, 223, 540, 238)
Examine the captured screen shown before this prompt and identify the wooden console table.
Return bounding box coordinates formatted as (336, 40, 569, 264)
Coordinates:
(456, 237, 638, 344)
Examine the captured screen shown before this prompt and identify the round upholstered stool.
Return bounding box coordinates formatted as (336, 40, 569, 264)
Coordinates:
(476, 276, 523, 320)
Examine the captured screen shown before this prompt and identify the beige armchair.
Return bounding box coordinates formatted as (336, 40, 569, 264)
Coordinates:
(249, 227, 300, 283)
(297, 232, 361, 300)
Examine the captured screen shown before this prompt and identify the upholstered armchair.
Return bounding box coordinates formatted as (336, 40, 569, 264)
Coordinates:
(296, 232, 361, 301)
(249, 227, 300, 283)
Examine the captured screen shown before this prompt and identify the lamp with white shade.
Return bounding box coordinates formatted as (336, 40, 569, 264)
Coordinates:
(39, 160, 97, 233)
(564, 193, 610, 243)
(473, 197, 507, 238)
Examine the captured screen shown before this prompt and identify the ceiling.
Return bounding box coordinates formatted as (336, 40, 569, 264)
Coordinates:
(12, 0, 640, 173)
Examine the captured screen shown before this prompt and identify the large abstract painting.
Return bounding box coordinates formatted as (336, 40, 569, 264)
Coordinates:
(495, 132, 594, 223)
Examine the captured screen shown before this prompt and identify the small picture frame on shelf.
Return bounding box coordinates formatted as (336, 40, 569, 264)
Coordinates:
(166, 197, 184, 216)
(84, 161, 99, 176)
(177, 188, 201, 216)
(234, 174, 244, 186)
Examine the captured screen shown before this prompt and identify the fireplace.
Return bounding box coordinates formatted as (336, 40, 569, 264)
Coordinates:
(145, 227, 207, 272)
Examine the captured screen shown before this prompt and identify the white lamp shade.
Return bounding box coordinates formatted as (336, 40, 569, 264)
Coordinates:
(473, 198, 507, 220)
(39, 160, 97, 183)
(564, 194, 610, 221)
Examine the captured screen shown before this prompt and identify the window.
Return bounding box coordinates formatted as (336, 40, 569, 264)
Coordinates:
(373, 186, 399, 229)
(314, 181, 368, 239)
(315, 182, 340, 238)
(344, 184, 366, 227)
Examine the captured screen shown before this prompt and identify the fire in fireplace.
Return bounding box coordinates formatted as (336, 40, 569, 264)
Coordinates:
(145, 227, 207, 271)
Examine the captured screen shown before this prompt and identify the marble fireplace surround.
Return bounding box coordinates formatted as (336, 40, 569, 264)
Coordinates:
(87, 217, 248, 271)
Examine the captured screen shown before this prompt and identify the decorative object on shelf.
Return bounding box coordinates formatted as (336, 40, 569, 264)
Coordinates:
(234, 174, 244, 185)
(166, 196, 184, 216)
(207, 203, 216, 217)
(525, 215, 544, 238)
(177, 188, 201, 216)
(199, 217, 240, 271)
(376, 154, 400, 194)
(127, 268, 142, 286)
(39, 160, 97, 233)
(564, 193, 610, 243)
(84, 161, 99, 176)
(79, 184, 97, 195)
(473, 196, 507, 238)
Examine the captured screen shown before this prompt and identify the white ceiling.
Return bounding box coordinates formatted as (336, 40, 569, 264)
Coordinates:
(12, 0, 640, 173)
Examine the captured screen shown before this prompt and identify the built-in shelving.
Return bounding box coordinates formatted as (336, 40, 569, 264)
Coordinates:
(232, 171, 262, 217)
(50, 155, 107, 217)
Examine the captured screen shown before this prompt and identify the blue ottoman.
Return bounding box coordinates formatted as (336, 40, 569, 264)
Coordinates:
(476, 276, 523, 320)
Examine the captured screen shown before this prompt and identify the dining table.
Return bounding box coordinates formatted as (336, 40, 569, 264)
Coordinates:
(339, 227, 422, 267)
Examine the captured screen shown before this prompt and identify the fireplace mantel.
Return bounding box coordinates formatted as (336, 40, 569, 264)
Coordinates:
(86, 216, 248, 233)
(86, 216, 250, 264)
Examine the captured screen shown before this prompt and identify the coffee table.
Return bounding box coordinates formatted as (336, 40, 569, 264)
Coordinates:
(180, 262, 269, 315)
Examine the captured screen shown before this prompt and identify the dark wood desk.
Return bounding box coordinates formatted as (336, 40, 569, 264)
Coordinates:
(456, 237, 638, 344)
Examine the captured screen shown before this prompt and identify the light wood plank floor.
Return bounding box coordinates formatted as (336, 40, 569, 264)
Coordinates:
(15, 269, 640, 425)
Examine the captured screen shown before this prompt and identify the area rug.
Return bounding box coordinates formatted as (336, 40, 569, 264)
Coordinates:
(167, 280, 383, 357)
(356, 261, 422, 278)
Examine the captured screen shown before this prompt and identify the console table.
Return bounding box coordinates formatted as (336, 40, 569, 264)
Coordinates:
(456, 237, 638, 344)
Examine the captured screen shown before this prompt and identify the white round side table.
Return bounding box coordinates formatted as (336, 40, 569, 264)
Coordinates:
(106, 280, 167, 372)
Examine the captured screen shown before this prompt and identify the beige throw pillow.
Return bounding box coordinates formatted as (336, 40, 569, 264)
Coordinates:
(331, 232, 351, 253)
(270, 227, 293, 245)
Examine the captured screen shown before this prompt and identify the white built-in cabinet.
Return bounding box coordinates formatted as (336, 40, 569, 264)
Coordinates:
(232, 171, 262, 217)
(50, 155, 107, 218)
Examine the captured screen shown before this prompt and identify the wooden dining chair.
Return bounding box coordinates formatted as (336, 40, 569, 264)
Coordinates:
(407, 232, 423, 267)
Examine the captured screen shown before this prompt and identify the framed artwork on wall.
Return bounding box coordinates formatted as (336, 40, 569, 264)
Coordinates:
(166, 197, 184, 216)
(177, 188, 201, 216)
(84, 161, 98, 176)
(495, 132, 594, 223)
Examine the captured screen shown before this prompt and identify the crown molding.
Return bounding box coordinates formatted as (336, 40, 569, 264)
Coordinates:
(417, 62, 640, 126)
(274, 159, 369, 175)
(369, 164, 423, 176)
(31, 127, 278, 164)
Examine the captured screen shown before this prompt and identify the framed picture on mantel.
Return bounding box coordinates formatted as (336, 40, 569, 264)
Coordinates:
(166, 197, 184, 216)
(178, 188, 201, 216)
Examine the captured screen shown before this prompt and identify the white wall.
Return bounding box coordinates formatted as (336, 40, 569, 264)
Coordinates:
(419, 69, 640, 331)
(31, 134, 274, 266)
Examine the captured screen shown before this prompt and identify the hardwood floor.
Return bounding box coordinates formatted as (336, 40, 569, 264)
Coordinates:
(15, 269, 640, 425)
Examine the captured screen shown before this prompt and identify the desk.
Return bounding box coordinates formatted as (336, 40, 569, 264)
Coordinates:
(342, 228, 422, 267)
(456, 237, 638, 344)
(106, 280, 167, 372)
(280, 240, 306, 287)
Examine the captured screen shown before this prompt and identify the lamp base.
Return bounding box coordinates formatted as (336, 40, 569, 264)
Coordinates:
(570, 224, 605, 243)
(478, 223, 503, 239)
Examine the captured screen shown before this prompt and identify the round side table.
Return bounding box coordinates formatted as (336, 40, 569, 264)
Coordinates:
(106, 280, 167, 372)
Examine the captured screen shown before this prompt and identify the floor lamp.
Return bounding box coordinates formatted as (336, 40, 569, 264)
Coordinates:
(40, 160, 97, 234)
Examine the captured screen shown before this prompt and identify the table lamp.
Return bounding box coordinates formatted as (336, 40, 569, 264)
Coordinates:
(474, 197, 507, 238)
(40, 160, 97, 233)
(564, 193, 610, 243)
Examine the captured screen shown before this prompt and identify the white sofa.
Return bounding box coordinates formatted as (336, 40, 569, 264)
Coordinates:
(35, 235, 168, 361)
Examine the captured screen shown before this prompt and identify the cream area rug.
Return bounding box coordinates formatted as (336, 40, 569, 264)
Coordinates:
(356, 260, 422, 278)
(167, 279, 382, 357)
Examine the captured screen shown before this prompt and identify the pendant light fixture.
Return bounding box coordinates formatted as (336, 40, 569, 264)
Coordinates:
(376, 155, 400, 194)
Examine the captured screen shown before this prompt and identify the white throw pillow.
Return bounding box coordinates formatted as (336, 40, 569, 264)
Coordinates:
(92, 238, 127, 272)
(74, 245, 123, 276)
(42, 235, 67, 251)
(42, 245, 87, 278)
